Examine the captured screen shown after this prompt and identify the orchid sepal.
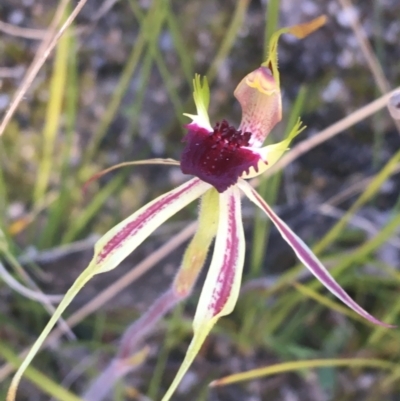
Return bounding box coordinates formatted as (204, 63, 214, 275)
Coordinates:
(194, 186, 245, 324)
(94, 178, 210, 273)
(162, 186, 245, 401)
(238, 179, 393, 328)
(241, 117, 305, 179)
(6, 178, 211, 401)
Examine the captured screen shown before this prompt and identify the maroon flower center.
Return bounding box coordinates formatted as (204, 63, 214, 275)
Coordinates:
(180, 120, 261, 193)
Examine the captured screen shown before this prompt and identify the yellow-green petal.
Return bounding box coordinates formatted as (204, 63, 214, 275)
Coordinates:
(183, 74, 213, 131)
(242, 118, 305, 178)
(174, 188, 219, 297)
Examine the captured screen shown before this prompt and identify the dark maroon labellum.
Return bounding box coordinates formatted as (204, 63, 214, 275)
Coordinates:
(180, 120, 261, 193)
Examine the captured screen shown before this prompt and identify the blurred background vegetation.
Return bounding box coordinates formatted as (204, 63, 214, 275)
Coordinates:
(1, 0, 400, 400)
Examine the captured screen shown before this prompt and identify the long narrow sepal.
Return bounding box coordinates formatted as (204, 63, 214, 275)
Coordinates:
(84, 189, 219, 401)
(238, 179, 393, 328)
(93, 178, 210, 273)
(161, 186, 245, 401)
(83, 158, 180, 192)
(6, 178, 210, 401)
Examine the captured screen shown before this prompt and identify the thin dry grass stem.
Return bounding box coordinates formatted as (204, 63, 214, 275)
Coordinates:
(0, 230, 76, 341)
(83, 357, 147, 401)
(338, 0, 400, 133)
(117, 289, 179, 360)
(18, 235, 99, 265)
(388, 92, 400, 120)
(0, 0, 87, 137)
(255, 85, 400, 185)
(323, 163, 400, 207)
(84, 289, 180, 401)
(0, 261, 63, 303)
(0, 223, 197, 382)
(338, 0, 389, 93)
(91, 0, 120, 22)
(318, 204, 400, 249)
(0, 20, 47, 40)
(49, 354, 100, 401)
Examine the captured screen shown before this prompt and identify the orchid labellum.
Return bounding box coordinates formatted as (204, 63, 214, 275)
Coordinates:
(7, 15, 391, 401)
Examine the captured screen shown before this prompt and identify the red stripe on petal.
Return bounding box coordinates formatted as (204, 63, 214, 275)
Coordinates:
(239, 180, 393, 328)
(97, 179, 203, 264)
(210, 194, 241, 316)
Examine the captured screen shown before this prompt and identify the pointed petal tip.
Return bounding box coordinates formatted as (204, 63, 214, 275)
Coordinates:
(238, 180, 394, 329)
(368, 319, 395, 329)
(287, 15, 327, 39)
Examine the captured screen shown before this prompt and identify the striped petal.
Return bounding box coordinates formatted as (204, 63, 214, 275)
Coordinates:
(94, 177, 210, 273)
(6, 178, 210, 401)
(161, 186, 245, 401)
(238, 179, 392, 327)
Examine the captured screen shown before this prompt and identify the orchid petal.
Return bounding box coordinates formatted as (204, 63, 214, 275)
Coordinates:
(238, 179, 393, 327)
(83, 189, 220, 399)
(94, 178, 210, 273)
(194, 186, 245, 324)
(241, 118, 305, 179)
(118, 189, 219, 358)
(6, 178, 210, 401)
(183, 74, 213, 132)
(162, 186, 245, 401)
(234, 16, 326, 147)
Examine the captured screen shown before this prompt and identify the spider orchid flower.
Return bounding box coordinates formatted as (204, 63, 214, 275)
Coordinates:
(7, 15, 391, 401)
